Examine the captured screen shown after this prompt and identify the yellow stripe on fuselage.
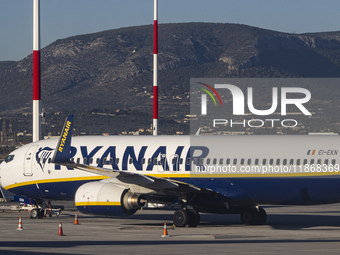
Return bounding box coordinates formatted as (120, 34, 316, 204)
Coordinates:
(75, 201, 121, 206)
(144, 174, 191, 178)
(5, 171, 340, 191)
(146, 172, 340, 178)
(4, 176, 109, 190)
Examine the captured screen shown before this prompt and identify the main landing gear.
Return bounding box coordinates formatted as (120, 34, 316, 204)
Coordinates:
(173, 207, 266, 226)
(173, 208, 200, 227)
(240, 207, 267, 225)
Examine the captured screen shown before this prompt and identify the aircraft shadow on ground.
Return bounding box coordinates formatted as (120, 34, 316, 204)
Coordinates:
(0, 238, 339, 251)
(88, 211, 340, 230)
(266, 214, 340, 230)
(0, 250, 80, 255)
(200, 213, 340, 230)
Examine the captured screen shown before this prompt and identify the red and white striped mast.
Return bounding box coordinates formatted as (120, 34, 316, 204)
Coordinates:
(33, 0, 42, 141)
(152, 0, 158, 136)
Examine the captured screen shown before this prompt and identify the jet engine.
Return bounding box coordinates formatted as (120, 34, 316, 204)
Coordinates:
(75, 181, 145, 216)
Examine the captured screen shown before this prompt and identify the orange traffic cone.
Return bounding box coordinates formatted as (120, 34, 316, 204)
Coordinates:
(17, 217, 23, 230)
(161, 222, 169, 237)
(58, 222, 64, 236)
(74, 212, 80, 225)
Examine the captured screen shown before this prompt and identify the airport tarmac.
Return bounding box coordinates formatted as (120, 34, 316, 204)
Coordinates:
(0, 202, 340, 255)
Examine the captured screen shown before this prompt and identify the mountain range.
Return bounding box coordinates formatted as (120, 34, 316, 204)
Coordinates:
(1, 22, 340, 135)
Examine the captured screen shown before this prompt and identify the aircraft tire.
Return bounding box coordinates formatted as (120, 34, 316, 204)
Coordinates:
(187, 209, 200, 227)
(37, 209, 44, 219)
(173, 209, 189, 227)
(30, 209, 38, 219)
(256, 207, 267, 225)
(240, 208, 258, 225)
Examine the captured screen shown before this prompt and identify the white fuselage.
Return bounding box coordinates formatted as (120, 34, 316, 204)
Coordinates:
(1, 135, 340, 204)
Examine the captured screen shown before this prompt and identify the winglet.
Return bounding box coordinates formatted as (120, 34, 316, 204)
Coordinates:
(52, 115, 74, 163)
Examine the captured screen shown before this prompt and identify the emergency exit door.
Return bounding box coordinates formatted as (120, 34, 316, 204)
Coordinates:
(24, 145, 38, 176)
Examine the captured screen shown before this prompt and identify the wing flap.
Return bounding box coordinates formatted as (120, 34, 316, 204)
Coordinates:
(62, 162, 179, 189)
(51, 115, 196, 192)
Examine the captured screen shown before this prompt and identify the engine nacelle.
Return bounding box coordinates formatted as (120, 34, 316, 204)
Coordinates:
(75, 181, 145, 216)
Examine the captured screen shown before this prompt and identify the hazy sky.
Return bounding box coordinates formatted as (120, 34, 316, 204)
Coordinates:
(1, 0, 340, 61)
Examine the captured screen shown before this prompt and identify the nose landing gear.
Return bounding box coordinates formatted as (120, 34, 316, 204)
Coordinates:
(30, 208, 45, 219)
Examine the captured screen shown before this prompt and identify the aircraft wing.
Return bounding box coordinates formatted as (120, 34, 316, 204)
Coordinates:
(51, 115, 202, 193)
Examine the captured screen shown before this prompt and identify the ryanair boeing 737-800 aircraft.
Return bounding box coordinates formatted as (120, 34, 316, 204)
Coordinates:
(1, 115, 340, 227)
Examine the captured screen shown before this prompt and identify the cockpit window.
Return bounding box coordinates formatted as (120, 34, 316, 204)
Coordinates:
(5, 155, 14, 163)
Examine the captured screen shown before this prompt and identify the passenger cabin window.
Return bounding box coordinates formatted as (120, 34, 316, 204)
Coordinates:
(303, 159, 307, 165)
(255, 159, 259, 165)
(171, 158, 176, 165)
(325, 159, 329, 165)
(233, 159, 237, 165)
(219, 158, 223, 165)
(310, 159, 314, 165)
(276, 159, 280, 165)
(172, 158, 179, 165)
(206, 158, 211, 165)
(317, 159, 322, 164)
(247, 159, 251, 165)
(296, 159, 301, 165)
(213, 158, 217, 165)
(240, 159, 245, 165)
(283, 159, 287, 165)
(226, 158, 230, 165)
(269, 159, 274, 165)
(332, 159, 336, 165)
(262, 159, 267, 165)
(289, 159, 294, 165)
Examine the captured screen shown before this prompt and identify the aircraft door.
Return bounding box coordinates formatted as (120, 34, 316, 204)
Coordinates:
(169, 154, 180, 172)
(156, 154, 168, 172)
(24, 145, 38, 176)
